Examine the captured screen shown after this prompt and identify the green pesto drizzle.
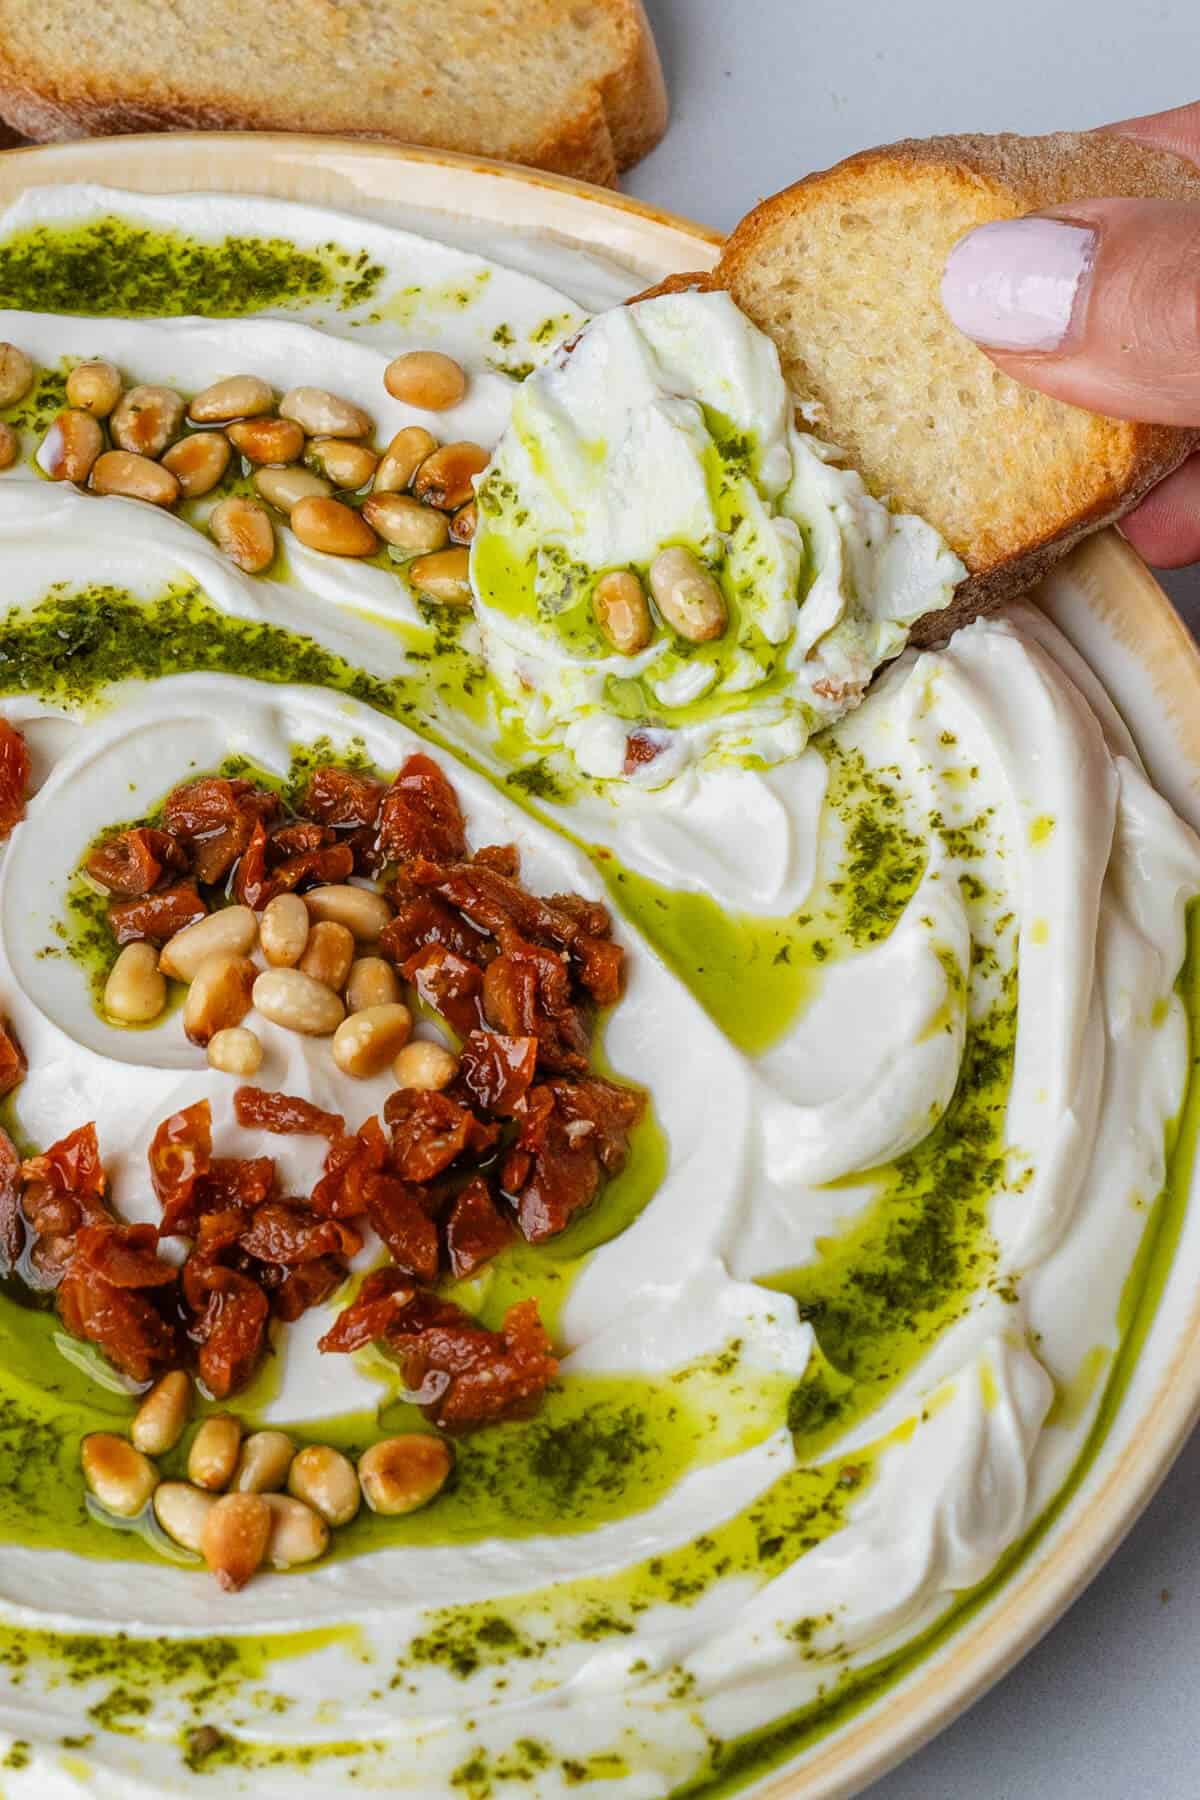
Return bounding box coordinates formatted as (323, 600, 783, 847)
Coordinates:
(0, 217, 383, 316)
(665, 899, 1200, 1800)
(591, 740, 926, 1054)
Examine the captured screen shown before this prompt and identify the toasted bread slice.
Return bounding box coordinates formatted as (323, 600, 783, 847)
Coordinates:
(673, 131, 1200, 640)
(0, 0, 667, 188)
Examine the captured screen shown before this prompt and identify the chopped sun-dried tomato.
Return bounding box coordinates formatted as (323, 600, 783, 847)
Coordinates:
(238, 1200, 361, 1266)
(362, 1175, 439, 1283)
(57, 1265, 179, 1383)
(164, 777, 280, 876)
(317, 1266, 417, 1353)
(445, 1176, 515, 1279)
(412, 857, 622, 1005)
(0, 719, 29, 838)
(268, 820, 332, 858)
(195, 1206, 247, 1255)
(74, 1222, 176, 1288)
(0, 1127, 23, 1274)
(502, 1077, 644, 1242)
(386, 1294, 557, 1433)
(384, 1088, 499, 1183)
(86, 827, 186, 897)
(379, 895, 487, 966)
(0, 1019, 25, 1101)
(402, 943, 485, 1038)
(376, 753, 467, 865)
(304, 766, 385, 830)
(481, 934, 590, 1074)
(272, 1254, 346, 1323)
(22, 1121, 107, 1204)
(109, 882, 207, 946)
(458, 1030, 539, 1116)
(623, 729, 667, 777)
(149, 1100, 212, 1237)
(269, 841, 356, 895)
(184, 1256, 271, 1399)
(233, 1087, 344, 1140)
(201, 1156, 276, 1212)
(232, 817, 273, 909)
(311, 1114, 388, 1217)
(472, 843, 521, 878)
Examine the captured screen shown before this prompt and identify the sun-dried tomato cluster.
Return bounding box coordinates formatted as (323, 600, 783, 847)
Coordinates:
(6, 745, 645, 1432)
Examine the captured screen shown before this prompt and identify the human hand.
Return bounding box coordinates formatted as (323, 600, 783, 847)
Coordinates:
(939, 98, 1200, 569)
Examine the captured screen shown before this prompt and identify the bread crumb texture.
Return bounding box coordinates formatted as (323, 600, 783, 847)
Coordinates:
(0, 0, 667, 185)
(718, 130, 1200, 623)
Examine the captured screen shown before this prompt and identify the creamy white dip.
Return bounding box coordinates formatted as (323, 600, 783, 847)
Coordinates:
(0, 187, 1193, 1800)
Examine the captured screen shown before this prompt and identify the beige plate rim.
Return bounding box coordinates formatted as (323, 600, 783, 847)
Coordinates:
(2, 130, 1200, 1800)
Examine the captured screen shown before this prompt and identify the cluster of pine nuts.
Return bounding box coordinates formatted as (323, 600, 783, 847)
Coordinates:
(592, 548, 729, 657)
(0, 339, 483, 607)
(104, 886, 460, 1089)
(80, 1371, 453, 1590)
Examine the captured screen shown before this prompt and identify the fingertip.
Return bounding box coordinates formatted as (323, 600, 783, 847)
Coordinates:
(1120, 453, 1200, 568)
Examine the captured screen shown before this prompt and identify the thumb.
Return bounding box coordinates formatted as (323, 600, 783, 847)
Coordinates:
(940, 198, 1200, 426)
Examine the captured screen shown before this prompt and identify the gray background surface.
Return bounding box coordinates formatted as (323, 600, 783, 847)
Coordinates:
(626, 4, 1200, 1794)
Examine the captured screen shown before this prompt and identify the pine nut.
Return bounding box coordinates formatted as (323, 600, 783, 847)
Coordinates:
(202, 1492, 271, 1591)
(345, 956, 400, 1012)
(37, 409, 103, 482)
(290, 496, 379, 557)
(184, 953, 257, 1046)
(361, 491, 449, 554)
(299, 920, 355, 991)
(188, 375, 274, 424)
(260, 893, 310, 967)
(412, 441, 489, 511)
(153, 1481, 215, 1553)
(207, 1025, 263, 1077)
(358, 1435, 453, 1515)
(253, 464, 332, 514)
(103, 941, 167, 1023)
(408, 547, 472, 607)
(0, 422, 16, 471)
(332, 1003, 413, 1078)
(66, 359, 122, 417)
(188, 1414, 243, 1491)
(81, 1434, 158, 1518)
(232, 1430, 295, 1494)
(594, 570, 652, 655)
(132, 1369, 191, 1455)
(252, 967, 345, 1036)
(374, 426, 437, 494)
(392, 1039, 459, 1091)
(0, 343, 33, 409)
(162, 431, 232, 497)
(279, 386, 371, 439)
(288, 1444, 361, 1526)
(110, 384, 185, 458)
(648, 547, 727, 644)
(449, 499, 477, 544)
(210, 495, 275, 573)
(160, 906, 256, 982)
(384, 350, 467, 412)
(228, 416, 305, 466)
(303, 884, 392, 941)
(90, 449, 181, 507)
(262, 1493, 330, 1568)
(307, 438, 378, 489)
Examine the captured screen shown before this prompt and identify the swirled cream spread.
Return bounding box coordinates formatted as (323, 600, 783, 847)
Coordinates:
(0, 185, 1194, 1800)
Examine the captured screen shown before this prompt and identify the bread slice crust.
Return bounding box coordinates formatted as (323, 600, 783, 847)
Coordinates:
(0, 0, 667, 188)
(650, 129, 1200, 638)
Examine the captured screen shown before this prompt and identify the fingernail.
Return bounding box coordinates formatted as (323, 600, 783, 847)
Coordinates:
(940, 218, 1096, 351)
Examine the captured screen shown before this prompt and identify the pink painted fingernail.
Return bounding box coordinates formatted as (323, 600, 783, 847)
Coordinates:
(940, 218, 1096, 351)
